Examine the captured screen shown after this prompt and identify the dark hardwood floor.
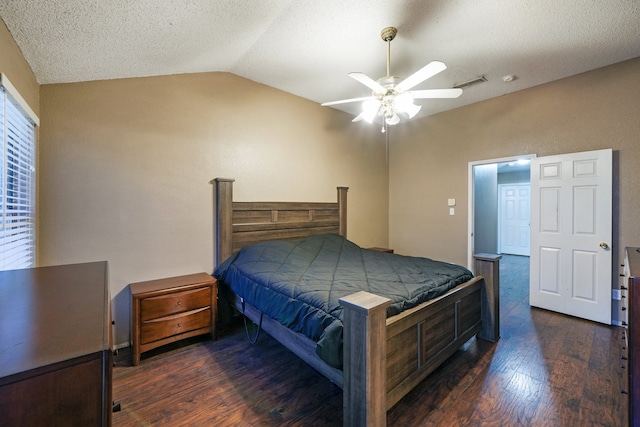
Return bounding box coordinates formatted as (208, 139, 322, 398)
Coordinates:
(113, 255, 628, 426)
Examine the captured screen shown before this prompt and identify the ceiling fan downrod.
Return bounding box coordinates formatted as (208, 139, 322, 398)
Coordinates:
(381, 27, 397, 78)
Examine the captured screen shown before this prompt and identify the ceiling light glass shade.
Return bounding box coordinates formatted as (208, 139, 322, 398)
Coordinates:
(360, 99, 381, 123)
(354, 91, 423, 127)
(394, 92, 422, 119)
(394, 91, 413, 112)
(403, 102, 421, 119)
(385, 113, 400, 125)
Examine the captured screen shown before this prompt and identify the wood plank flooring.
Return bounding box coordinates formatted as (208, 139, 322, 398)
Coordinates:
(113, 256, 628, 426)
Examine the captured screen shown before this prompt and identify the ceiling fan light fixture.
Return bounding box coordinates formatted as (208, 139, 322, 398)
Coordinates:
(394, 91, 413, 111)
(352, 100, 379, 123)
(385, 113, 400, 126)
(360, 99, 381, 123)
(323, 27, 461, 131)
(405, 102, 422, 119)
(370, 92, 422, 126)
(393, 91, 421, 119)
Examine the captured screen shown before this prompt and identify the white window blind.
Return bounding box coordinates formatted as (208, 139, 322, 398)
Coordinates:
(0, 82, 36, 270)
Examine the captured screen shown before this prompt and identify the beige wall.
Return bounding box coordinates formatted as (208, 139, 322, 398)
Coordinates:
(4, 13, 638, 343)
(0, 19, 39, 116)
(39, 73, 389, 346)
(390, 57, 640, 322)
(0, 18, 41, 269)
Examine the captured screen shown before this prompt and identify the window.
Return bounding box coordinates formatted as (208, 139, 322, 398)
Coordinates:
(0, 75, 38, 270)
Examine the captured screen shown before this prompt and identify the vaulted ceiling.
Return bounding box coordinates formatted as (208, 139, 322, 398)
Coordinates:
(1, 0, 639, 120)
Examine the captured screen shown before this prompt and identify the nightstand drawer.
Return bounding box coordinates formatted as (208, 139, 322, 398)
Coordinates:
(140, 287, 211, 321)
(140, 307, 211, 344)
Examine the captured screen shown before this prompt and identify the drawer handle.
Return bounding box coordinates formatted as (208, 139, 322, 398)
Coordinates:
(176, 323, 181, 328)
(176, 301, 182, 306)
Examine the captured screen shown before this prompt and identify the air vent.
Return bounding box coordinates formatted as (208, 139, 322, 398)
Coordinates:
(453, 76, 487, 89)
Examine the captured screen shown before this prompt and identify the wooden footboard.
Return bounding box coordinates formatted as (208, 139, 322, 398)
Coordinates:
(385, 276, 484, 408)
(339, 255, 500, 426)
(213, 178, 501, 427)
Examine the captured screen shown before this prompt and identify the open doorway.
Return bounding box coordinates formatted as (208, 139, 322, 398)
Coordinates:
(467, 155, 534, 304)
(469, 150, 613, 324)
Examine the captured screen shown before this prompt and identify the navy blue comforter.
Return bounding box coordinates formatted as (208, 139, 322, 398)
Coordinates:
(213, 233, 473, 369)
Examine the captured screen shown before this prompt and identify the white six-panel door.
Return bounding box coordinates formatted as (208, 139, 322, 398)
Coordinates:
(499, 184, 530, 256)
(529, 149, 612, 324)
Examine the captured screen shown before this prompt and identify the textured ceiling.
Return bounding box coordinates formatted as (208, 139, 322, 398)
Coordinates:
(1, 0, 639, 120)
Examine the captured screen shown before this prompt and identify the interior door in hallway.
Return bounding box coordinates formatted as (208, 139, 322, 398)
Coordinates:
(529, 149, 612, 324)
(499, 184, 530, 256)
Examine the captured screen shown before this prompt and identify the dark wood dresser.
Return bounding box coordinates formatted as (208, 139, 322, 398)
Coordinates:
(627, 247, 640, 427)
(0, 262, 112, 427)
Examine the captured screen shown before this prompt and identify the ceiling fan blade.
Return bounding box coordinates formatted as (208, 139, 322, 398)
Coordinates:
(411, 88, 463, 99)
(395, 61, 447, 92)
(348, 72, 386, 93)
(321, 96, 374, 106)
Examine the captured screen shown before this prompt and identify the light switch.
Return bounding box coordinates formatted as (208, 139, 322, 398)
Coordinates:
(449, 207, 455, 216)
(448, 198, 456, 207)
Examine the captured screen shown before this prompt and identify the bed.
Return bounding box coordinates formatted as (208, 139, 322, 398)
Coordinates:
(212, 178, 500, 427)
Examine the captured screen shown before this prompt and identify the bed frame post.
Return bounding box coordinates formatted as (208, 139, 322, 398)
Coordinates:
(338, 186, 348, 237)
(474, 253, 502, 342)
(339, 291, 392, 427)
(214, 178, 235, 266)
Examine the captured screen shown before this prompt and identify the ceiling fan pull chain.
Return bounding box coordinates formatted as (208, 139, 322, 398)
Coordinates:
(385, 124, 389, 164)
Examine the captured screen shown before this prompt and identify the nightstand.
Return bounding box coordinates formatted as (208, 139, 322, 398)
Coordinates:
(130, 272, 217, 365)
(368, 247, 394, 253)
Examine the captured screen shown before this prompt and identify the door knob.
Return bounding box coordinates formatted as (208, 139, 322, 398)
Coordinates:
(600, 242, 609, 249)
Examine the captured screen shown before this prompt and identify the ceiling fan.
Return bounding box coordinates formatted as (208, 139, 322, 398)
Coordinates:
(322, 27, 462, 130)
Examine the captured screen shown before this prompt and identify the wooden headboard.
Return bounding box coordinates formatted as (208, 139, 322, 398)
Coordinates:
(213, 178, 348, 266)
